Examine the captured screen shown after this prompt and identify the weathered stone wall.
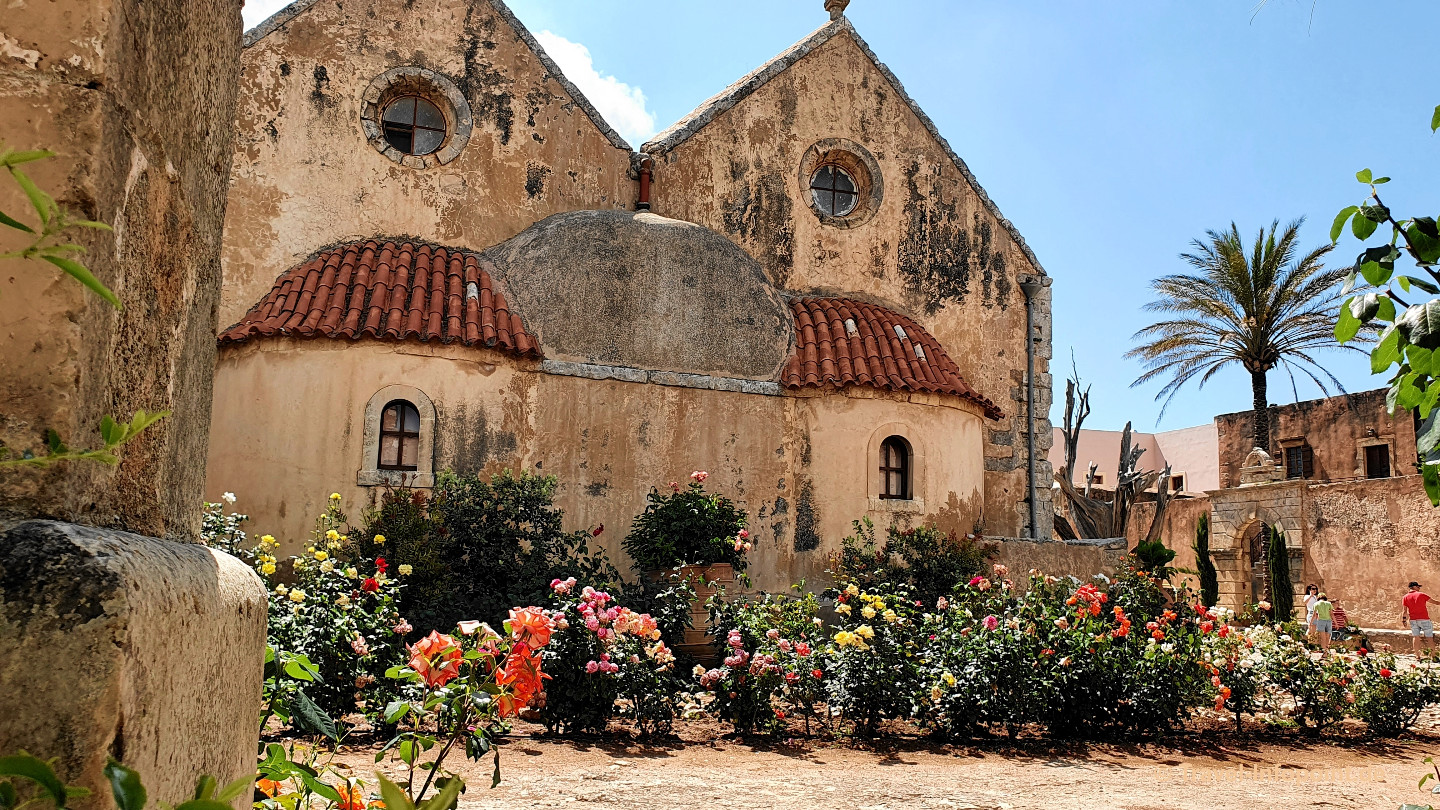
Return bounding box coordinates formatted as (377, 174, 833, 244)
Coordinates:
(206, 338, 991, 593)
(0, 523, 266, 810)
(1216, 388, 1416, 488)
(992, 537, 1126, 584)
(643, 23, 1051, 539)
(1128, 495, 1211, 593)
(1304, 475, 1440, 627)
(222, 0, 636, 330)
(0, 0, 243, 539)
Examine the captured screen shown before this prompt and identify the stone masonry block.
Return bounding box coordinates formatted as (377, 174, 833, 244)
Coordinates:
(0, 521, 267, 809)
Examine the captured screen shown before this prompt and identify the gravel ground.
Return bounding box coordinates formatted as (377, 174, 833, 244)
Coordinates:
(335, 720, 1440, 810)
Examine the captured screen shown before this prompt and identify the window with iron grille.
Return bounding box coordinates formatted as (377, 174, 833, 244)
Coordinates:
(1284, 444, 1313, 480)
(879, 436, 911, 500)
(381, 95, 447, 156)
(809, 164, 858, 217)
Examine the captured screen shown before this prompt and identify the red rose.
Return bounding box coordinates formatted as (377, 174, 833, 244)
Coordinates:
(812, 668, 824, 679)
(375, 557, 388, 573)
(362, 577, 380, 592)
(1357, 647, 1369, 657)
(1379, 668, 1392, 678)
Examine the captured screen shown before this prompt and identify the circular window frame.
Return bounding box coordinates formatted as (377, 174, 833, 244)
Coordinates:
(360, 67, 472, 169)
(798, 139, 883, 229)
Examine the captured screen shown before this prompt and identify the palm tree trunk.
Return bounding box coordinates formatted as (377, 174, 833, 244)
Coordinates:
(1250, 369, 1270, 451)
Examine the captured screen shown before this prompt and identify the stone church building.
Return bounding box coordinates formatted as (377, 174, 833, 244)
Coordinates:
(208, 0, 1054, 589)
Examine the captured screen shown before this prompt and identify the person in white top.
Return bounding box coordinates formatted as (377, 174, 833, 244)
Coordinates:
(1304, 584, 1320, 638)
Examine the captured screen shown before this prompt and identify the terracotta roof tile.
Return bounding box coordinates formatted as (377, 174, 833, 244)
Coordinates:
(218, 239, 542, 358)
(783, 297, 1003, 420)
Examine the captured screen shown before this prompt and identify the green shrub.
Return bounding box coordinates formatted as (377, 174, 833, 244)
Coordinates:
(829, 517, 996, 606)
(622, 472, 750, 573)
(1351, 651, 1440, 736)
(362, 469, 620, 633)
(824, 583, 922, 736)
(1192, 513, 1219, 607)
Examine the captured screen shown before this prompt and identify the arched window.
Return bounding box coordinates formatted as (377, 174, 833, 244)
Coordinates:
(381, 95, 447, 156)
(879, 436, 911, 500)
(379, 400, 421, 471)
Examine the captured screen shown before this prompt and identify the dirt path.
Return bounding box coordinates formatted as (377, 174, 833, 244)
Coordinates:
(339, 725, 1440, 810)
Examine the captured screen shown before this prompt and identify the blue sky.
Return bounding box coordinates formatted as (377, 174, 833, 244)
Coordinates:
(242, 1, 1440, 431)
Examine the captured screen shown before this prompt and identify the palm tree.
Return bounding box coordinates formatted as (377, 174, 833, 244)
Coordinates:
(1128, 219, 1358, 451)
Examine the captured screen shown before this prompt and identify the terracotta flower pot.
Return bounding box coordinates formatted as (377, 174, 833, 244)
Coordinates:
(648, 563, 735, 664)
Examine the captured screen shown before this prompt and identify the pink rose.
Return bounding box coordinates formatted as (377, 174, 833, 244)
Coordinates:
(982, 615, 999, 631)
(738, 529, 749, 539)
(691, 471, 709, 482)
(393, 619, 413, 635)
(585, 660, 599, 674)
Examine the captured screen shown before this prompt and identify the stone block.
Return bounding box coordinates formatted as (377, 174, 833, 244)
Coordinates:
(0, 521, 267, 809)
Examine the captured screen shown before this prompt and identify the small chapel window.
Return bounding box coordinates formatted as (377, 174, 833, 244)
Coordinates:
(379, 400, 421, 471)
(810, 164, 859, 217)
(879, 436, 911, 500)
(381, 95, 447, 156)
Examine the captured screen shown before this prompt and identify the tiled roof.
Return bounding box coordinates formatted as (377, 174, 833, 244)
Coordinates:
(218, 239, 541, 357)
(783, 297, 1003, 419)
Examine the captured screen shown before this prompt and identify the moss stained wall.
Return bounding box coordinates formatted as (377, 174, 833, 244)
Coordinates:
(0, 0, 243, 539)
(646, 29, 1051, 538)
(221, 0, 636, 329)
(206, 339, 988, 592)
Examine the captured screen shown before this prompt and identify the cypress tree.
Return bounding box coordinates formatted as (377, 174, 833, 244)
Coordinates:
(1266, 525, 1295, 621)
(1192, 513, 1219, 608)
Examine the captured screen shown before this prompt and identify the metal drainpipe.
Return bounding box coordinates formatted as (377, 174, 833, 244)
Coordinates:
(636, 155, 653, 212)
(1018, 277, 1043, 540)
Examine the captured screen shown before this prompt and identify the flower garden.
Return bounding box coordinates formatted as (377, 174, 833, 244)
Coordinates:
(180, 470, 1440, 810)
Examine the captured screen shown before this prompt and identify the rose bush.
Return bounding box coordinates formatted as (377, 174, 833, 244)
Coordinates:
(700, 588, 828, 734)
(1350, 649, 1440, 736)
(539, 579, 682, 735)
(824, 582, 923, 736)
(622, 472, 750, 573)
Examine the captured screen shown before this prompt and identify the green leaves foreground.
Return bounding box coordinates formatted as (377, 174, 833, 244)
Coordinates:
(1333, 146, 1440, 503)
(0, 409, 169, 468)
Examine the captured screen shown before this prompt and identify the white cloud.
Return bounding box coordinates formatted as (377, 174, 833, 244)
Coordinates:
(535, 30, 657, 147)
(242, 0, 294, 31)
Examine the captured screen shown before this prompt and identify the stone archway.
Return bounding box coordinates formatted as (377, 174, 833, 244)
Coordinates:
(1208, 480, 1307, 616)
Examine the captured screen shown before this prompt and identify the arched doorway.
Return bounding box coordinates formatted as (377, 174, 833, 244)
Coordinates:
(1243, 522, 1271, 605)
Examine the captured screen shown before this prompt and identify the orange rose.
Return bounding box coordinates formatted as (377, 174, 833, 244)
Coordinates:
(507, 607, 554, 648)
(407, 630, 463, 688)
(336, 784, 366, 810)
(497, 644, 549, 707)
(256, 779, 283, 798)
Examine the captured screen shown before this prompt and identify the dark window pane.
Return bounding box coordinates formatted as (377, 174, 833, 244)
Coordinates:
(382, 126, 413, 154)
(812, 165, 835, 189)
(380, 436, 400, 467)
(834, 190, 858, 216)
(402, 404, 420, 432)
(414, 98, 445, 129)
(411, 127, 444, 156)
(382, 97, 416, 123)
(833, 170, 856, 194)
(382, 406, 398, 432)
(1365, 444, 1390, 478)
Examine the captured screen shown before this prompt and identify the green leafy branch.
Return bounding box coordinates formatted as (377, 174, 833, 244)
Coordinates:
(1332, 105, 1440, 504)
(0, 410, 168, 468)
(0, 145, 117, 308)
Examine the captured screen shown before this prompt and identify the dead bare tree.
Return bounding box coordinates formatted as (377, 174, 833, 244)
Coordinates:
(1052, 370, 1173, 542)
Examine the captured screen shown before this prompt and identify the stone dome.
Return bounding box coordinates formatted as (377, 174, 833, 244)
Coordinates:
(484, 210, 791, 380)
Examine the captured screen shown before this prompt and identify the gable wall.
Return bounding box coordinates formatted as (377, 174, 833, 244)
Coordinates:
(648, 31, 1052, 537)
(220, 0, 635, 328)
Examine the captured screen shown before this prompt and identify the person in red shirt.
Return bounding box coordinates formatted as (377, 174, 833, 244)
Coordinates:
(1401, 581, 1438, 653)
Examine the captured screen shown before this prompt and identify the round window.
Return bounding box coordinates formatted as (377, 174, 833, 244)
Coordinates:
(810, 165, 858, 217)
(797, 139, 882, 228)
(381, 95, 447, 156)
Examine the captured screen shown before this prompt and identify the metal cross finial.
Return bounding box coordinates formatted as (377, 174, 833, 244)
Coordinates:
(825, 0, 850, 21)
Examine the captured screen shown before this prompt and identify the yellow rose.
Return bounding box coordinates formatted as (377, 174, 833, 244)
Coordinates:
(325, 529, 340, 542)
(836, 603, 852, 616)
(856, 625, 875, 640)
(845, 584, 859, 597)
(319, 561, 335, 573)
(373, 534, 387, 545)
(314, 550, 328, 562)
(329, 493, 341, 501)
(942, 671, 956, 687)
(834, 631, 855, 647)
(398, 564, 413, 576)
(260, 562, 277, 576)
(861, 606, 877, 620)
(288, 589, 306, 603)
(883, 610, 898, 624)
(344, 567, 358, 579)
(274, 584, 288, 595)
(259, 534, 276, 548)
